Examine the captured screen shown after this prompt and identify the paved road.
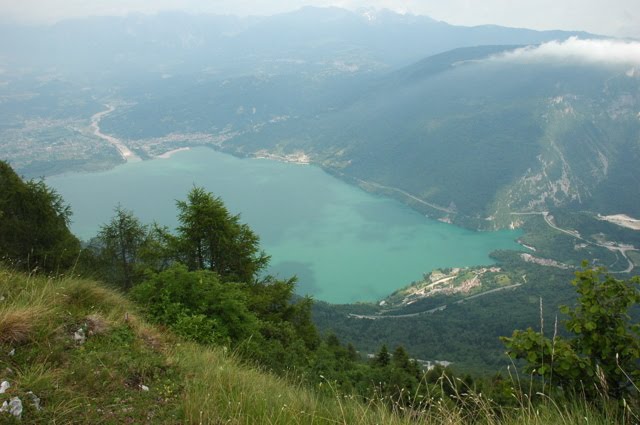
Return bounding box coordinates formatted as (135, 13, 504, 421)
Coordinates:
(511, 211, 635, 273)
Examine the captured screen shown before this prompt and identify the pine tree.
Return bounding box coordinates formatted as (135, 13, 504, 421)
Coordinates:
(374, 344, 391, 367)
(175, 186, 269, 282)
(94, 205, 148, 290)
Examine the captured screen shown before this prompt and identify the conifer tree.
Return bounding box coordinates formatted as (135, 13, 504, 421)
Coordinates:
(175, 186, 269, 282)
(374, 344, 391, 367)
(95, 205, 148, 290)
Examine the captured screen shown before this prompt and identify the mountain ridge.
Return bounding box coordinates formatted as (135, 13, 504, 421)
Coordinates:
(0, 7, 597, 80)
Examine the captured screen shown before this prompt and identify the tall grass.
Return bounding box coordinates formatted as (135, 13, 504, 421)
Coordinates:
(174, 344, 413, 425)
(0, 267, 636, 424)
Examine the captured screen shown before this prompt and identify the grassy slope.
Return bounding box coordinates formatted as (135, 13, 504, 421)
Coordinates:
(0, 268, 626, 424)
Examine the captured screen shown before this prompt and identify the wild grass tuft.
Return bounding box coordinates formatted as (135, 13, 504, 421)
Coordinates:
(0, 306, 48, 344)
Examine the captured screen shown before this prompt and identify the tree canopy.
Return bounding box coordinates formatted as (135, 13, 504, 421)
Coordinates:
(0, 161, 80, 272)
(93, 205, 148, 290)
(175, 186, 269, 282)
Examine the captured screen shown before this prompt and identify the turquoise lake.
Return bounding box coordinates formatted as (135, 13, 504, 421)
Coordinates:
(47, 147, 521, 303)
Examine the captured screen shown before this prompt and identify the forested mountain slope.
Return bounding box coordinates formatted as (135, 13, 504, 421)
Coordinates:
(223, 43, 640, 227)
(86, 41, 640, 229)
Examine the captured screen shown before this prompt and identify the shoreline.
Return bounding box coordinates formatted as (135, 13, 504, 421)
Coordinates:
(39, 143, 485, 231)
(251, 149, 311, 165)
(156, 147, 191, 159)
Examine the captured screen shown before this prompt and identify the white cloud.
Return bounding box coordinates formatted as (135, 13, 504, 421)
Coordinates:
(493, 37, 640, 66)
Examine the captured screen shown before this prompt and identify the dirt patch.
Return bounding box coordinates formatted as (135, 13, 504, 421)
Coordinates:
(597, 214, 640, 231)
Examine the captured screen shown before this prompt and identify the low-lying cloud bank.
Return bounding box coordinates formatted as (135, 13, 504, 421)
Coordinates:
(493, 37, 640, 66)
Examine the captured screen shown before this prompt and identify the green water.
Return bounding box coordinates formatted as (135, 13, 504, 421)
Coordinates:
(47, 147, 521, 303)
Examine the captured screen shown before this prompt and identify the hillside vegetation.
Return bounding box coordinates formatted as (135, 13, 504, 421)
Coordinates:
(0, 267, 404, 424)
(0, 268, 633, 424)
(2, 9, 640, 423)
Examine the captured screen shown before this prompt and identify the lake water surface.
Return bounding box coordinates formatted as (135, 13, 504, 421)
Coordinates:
(47, 147, 521, 303)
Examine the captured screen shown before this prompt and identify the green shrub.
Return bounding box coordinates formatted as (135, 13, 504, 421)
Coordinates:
(502, 265, 640, 399)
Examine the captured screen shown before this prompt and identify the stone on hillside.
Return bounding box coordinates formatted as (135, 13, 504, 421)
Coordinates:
(0, 380, 9, 394)
(0, 397, 23, 418)
(27, 391, 42, 411)
(73, 328, 86, 345)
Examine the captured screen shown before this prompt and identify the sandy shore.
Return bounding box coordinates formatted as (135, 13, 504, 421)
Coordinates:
(157, 147, 191, 159)
(252, 149, 311, 165)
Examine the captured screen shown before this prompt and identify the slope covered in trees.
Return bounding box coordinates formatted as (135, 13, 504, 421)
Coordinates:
(0, 161, 80, 272)
(221, 45, 640, 227)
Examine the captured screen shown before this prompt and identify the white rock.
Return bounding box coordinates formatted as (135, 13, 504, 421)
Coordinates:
(27, 391, 42, 411)
(9, 397, 22, 418)
(7, 349, 14, 356)
(139, 384, 149, 391)
(0, 397, 22, 418)
(0, 381, 9, 394)
(73, 328, 86, 345)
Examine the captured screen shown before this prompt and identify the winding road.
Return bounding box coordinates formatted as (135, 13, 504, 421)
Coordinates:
(511, 211, 635, 273)
(333, 172, 455, 214)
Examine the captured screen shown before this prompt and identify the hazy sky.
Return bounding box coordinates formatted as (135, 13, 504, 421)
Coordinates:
(1, 0, 639, 38)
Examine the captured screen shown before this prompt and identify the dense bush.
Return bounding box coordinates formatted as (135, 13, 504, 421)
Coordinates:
(131, 265, 259, 345)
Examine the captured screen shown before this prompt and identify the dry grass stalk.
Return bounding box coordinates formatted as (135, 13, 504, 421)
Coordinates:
(0, 306, 47, 343)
